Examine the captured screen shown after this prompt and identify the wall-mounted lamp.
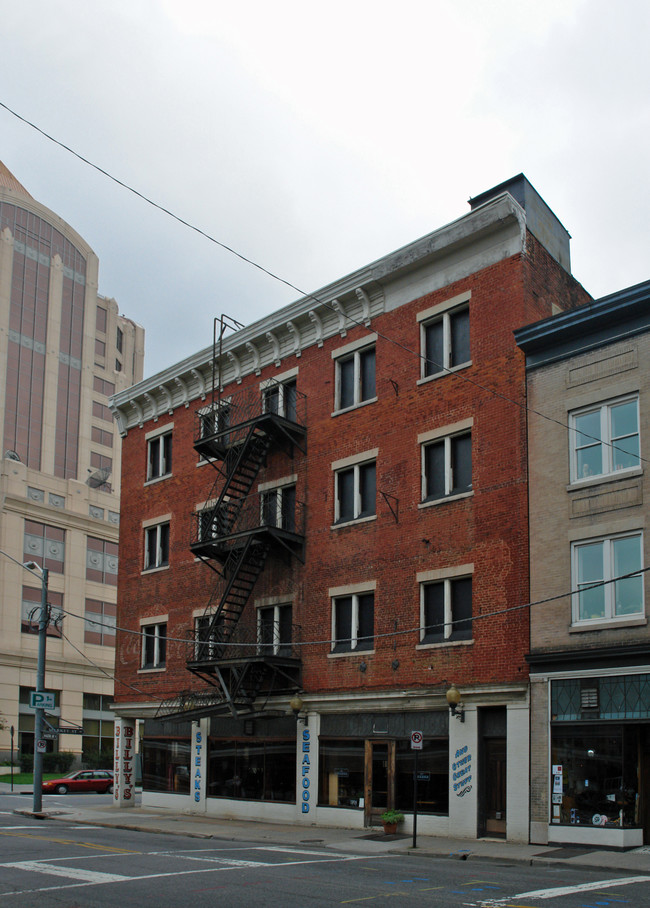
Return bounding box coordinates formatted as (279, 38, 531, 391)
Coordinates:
(446, 683, 465, 723)
(290, 694, 307, 725)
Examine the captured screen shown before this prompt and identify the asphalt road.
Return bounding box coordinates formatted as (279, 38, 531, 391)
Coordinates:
(1, 796, 650, 907)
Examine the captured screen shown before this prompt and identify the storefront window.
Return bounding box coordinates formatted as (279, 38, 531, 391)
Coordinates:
(207, 739, 295, 802)
(318, 739, 365, 808)
(551, 726, 639, 828)
(142, 737, 191, 793)
(395, 738, 449, 815)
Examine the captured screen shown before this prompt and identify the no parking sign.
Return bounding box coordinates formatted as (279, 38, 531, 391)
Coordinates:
(410, 730, 423, 750)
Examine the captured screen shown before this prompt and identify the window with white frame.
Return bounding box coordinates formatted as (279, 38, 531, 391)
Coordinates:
(334, 344, 376, 411)
(144, 522, 170, 570)
(572, 532, 644, 624)
(332, 592, 374, 652)
(334, 459, 376, 524)
(141, 622, 166, 669)
(260, 483, 296, 532)
(421, 304, 470, 379)
(263, 378, 297, 421)
(570, 396, 640, 482)
(257, 604, 292, 655)
(422, 431, 472, 501)
(198, 400, 230, 441)
(147, 430, 172, 481)
(421, 576, 472, 643)
(194, 613, 223, 660)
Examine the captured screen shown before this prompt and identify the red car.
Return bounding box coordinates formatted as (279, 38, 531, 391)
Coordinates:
(42, 770, 114, 794)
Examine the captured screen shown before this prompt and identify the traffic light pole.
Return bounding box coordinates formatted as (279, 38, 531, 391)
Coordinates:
(30, 564, 49, 815)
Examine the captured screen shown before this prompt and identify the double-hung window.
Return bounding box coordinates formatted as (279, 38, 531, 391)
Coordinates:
(418, 295, 470, 380)
(331, 591, 374, 653)
(570, 396, 640, 482)
(147, 429, 172, 481)
(420, 422, 472, 502)
(144, 522, 170, 570)
(263, 377, 297, 421)
(333, 337, 376, 412)
(141, 622, 166, 669)
(420, 576, 472, 643)
(258, 604, 292, 655)
(333, 454, 376, 524)
(572, 532, 644, 624)
(260, 483, 297, 532)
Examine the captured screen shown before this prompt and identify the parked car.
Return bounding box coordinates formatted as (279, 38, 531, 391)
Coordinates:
(42, 770, 114, 794)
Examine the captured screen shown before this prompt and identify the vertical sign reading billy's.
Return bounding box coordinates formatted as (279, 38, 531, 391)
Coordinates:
(114, 717, 135, 807)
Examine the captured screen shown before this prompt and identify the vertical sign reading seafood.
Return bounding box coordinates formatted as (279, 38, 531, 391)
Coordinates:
(114, 718, 136, 807)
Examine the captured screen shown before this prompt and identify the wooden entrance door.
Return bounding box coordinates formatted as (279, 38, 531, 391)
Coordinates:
(364, 740, 395, 827)
(483, 737, 506, 837)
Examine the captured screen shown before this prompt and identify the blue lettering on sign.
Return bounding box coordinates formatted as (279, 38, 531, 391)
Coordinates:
(453, 745, 472, 797)
(194, 729, 203, 802)
(301, 728, 311, 813)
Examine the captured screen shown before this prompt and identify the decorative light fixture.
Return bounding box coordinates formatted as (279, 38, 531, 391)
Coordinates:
(290, 694, 305, 724)
(446, 683, 465, 723)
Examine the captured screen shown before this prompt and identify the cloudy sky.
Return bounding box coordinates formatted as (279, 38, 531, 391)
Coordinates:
(2, 0, 649, 378)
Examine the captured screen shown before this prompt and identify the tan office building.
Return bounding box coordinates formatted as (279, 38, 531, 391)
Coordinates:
(0, 161, 144, 768)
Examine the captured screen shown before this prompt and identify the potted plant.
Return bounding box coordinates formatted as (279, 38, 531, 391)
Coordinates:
(380, 809, 404, 835)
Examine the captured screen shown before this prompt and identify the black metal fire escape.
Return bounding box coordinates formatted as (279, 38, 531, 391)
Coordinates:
(179, 378, 307, 718)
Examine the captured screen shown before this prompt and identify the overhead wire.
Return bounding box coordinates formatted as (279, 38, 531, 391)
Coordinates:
(0, 100, 644, 466)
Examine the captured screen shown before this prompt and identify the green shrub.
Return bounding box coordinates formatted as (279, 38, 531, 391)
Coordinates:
(20, 752, 75, 774)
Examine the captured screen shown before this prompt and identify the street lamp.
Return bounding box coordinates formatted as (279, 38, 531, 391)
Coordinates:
(24, 560, 49, 814)
(446, 683, 465, 723)
(0, 550, 49, 815)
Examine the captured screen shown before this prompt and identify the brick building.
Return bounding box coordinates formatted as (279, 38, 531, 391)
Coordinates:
(516, 280, 650, 848)
(111, 175, 590, 840)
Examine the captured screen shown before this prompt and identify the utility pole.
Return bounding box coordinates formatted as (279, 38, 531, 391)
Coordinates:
(25, 561, 49, 815)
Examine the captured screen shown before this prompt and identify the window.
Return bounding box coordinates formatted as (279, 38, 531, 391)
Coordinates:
(263, 378, 297, 421)
(21, 587, 63, 637)
(142, 622, 166, 669)
(96, 306, 107, 333)
(257, 604, 292, 655)
(92, 426, 113, 447)
(332, 592, 374, 652)
(421, 577, 472, 643)
(194, 613, 223, 659)
(147, 431, 172, 481)
(571, 397, 640, 482)
(335, 460, 376, 524)
(422, 431, 472, 501)
(95, 338, 106, 358)
(92, 400, 113, 422)
(84, 599, 117, 646)
(261, 483, 296, 532)
(335, 345, 376, 411)
(94, 377, 115, 397)
(421, 305, 470, 378)
(572, 532, 644, 624)
(86, 537, 118, 585)
(90, 452, 112, 490)
(24, 521, 65, 574)
(116, 326, 124, 354)
(144, 522, 170, 570)
(198, 400, 230, 442)
(115, 359, 122, 372)
(82, 694, 114, 764)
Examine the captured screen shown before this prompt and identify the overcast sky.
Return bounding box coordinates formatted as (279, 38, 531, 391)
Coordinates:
(2, 0, 649, 379)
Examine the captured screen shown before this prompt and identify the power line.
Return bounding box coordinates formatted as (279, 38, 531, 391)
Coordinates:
(1, 101, 644, 467)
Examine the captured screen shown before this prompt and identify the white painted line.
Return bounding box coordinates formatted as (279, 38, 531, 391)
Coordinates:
(4, 860, 130, 883)
(480, 874, 650, 904)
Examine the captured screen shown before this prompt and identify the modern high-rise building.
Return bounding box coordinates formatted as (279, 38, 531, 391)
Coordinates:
(0, 160, 144, 767)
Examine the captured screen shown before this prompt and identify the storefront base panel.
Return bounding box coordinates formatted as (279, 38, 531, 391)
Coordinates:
(143, 791, 195, 812)
(547, 824, 643, 849)
(530, 820, 549, 845)
(204, 798, 297, 824)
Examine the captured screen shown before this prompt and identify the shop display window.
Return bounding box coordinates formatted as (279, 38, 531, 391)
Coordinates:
(318, 739, 365, 808)
(395, 738, 449, 815)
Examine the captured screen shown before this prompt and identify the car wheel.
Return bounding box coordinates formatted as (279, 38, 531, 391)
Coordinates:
(55, 784, 69, 794)
(107, 784, 113, 794)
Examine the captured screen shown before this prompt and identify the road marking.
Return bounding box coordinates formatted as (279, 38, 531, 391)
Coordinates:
(0, 829, 138, 852)
(4, 861, 130, 883)
(478, 875, 650, 904)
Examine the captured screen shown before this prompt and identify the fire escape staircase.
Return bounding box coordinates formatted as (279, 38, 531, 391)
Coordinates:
(183, 384, 306, 717)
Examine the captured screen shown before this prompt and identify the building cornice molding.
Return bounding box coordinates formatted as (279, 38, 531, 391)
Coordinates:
(111, 193, 526, 435)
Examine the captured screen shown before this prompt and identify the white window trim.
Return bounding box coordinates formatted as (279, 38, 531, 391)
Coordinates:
(256, 602, 292, 655)
(569, 395, 641, 485)
(145, 428, 173, 485)
(417, 293, 471, 385)
(417, 570, 474, 648)
(258, 474, 297, 493)
(571, 531, 645, 626)
(419, 428, 472, 505)
(143, 521, 170, 572)
(332, 454, 377, 526)
(329, 589, 375, 656)
(145, 421, 174, 441)
(139, 616, 168, 672)
(332, 335, 377, 415)
(260, 366, 299, 387)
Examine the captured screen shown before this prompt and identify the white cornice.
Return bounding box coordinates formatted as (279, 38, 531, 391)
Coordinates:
(111, 193, 526, 435)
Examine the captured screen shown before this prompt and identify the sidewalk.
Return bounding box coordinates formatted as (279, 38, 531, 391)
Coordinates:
(3, 782, 649, 875)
